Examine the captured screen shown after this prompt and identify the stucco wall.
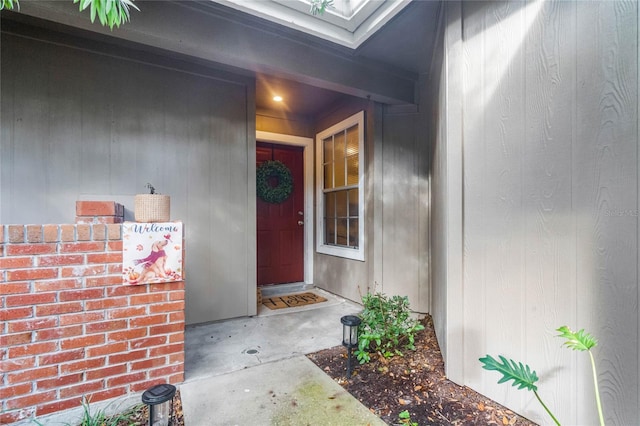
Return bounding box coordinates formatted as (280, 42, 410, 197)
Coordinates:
(434, 1, 638, 424)
(1, 26, 257, 325)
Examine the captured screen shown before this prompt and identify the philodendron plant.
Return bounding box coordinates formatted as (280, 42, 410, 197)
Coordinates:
(479, 326, 604, 426)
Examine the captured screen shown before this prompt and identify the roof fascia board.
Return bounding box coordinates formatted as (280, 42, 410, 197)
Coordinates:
(13, 0, 416, 105)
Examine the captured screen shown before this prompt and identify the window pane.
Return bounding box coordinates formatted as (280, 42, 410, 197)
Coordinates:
(348, 189, 358, 217)
(349, 218, 359, 248)
(325, 218, 336, 245)
(336, 218, 348, 246)
(336, 190, 347, 217)
(335, 159, 345, 188)
(346, 125, 359, 156)
(324, 164, 333, 189)
(346, 154, 358, 185)
(324, 193, 336, 218)
(323, 137, 333, 163)
(334, 131, 345, 162)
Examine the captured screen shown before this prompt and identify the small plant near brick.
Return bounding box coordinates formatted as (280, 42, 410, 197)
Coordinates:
(354, 292, 424, 364)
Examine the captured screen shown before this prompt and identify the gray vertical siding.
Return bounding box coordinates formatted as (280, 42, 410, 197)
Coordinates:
(433, 1, 638, 424)
(1, 31, 256, 325)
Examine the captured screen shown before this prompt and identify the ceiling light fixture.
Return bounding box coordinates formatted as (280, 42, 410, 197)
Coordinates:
(273, 95, 283, 102)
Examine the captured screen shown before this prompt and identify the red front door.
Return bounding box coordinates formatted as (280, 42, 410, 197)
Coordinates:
(257, 142, 304, 286)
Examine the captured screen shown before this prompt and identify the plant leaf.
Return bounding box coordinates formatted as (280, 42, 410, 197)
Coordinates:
(479, 354, 538, 392)
(556, 325, 597, 351)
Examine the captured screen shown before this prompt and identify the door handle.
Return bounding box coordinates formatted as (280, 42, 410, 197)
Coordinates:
(297, 221, 304, 226)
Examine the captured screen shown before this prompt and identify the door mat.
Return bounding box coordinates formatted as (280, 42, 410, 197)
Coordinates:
(262, 292, 327, 310)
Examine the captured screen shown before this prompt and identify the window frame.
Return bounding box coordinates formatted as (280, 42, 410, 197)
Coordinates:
(315, 111, 365, 261)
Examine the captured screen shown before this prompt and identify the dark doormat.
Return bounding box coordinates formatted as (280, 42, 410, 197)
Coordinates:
(262, 292, 327, 310)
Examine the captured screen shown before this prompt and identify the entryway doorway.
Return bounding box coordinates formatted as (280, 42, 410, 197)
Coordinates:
(255, 132, 315, 288)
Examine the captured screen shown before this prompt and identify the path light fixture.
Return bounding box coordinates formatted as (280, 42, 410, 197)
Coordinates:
(341, 315, 361, 378)
(142, 383, 176, 426)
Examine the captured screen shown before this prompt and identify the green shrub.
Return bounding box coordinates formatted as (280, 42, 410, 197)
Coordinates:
(355, 292, 424, 364)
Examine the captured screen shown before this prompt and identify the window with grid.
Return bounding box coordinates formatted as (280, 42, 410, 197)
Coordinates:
(315, 111, 364, 261)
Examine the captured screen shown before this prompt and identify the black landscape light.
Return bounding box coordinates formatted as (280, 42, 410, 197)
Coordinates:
(341, 315, 361, 378)
(142, 383, 176, 426)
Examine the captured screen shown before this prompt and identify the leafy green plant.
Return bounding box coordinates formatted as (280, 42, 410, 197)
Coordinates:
(479, 325, 603, 426)
(32, 396, 143, 426)
(1, 0, 138, 29)
(398, 409, 418, 426)
(355, 292, 424, 364)
(310, 0, 334, 15)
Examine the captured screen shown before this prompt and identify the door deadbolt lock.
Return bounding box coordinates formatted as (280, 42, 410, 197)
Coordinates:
(297, 220, 304, 226)
(298, 211, 304, 216)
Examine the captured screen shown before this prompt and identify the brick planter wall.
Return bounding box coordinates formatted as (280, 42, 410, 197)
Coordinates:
(0, 222, 185, 424)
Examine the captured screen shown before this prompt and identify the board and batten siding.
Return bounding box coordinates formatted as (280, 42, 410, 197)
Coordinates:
(432, 1, 638, 424)
(1, 29, 257, 325)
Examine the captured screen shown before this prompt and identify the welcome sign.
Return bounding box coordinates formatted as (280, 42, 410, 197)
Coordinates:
(122, 222, 183, 285)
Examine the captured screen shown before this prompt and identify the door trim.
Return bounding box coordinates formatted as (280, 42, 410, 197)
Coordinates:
(256, 131, 314, 285)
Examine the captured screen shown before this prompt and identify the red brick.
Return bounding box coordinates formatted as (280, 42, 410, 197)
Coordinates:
(36, 398, 80, 417)
(59, 288, 104, 301)
(34, 278, 82, 291)
(60, 224, 75, 242)
(0, 357, 35, 372)
(107, 240, 123, 251)
(129, 336, 167, 350)
(38, 254, 84, 266)
(130, 293, 166, 305)
(7, 366, 58, 384)
(106, 284, 147, 296)
(8, 225, 24, 243)
(0, 282, 32, 294)
(107, 225, 122, 241)
(37, 373, 83, 390)
(76, 224, 91, 241)
(5, 292, 56, 307)
(43, 225, 59, 242)
(130, 378, 165, 392)
(76, 201, 122, 216)
(107, 264, 122, 274)
(9, 317, 57, 332)
(0, 257, 33, 268)
(6, 390, 57, 410)
(170, 311, 185, 322)
(86, 297, 128, 311)
(150, 301, 185, 314)
(39, 349, 84, 366)
(168, 333, 184, 344)
(60, 357, 105, 374)
(131, 356, 166, 371)
(80, 216, 124, 224)
(85, 364, 127, 380)
(107, 305, 148, 320)
(86, 342, 127, 358)
(61, 334, 105, 350)
(6, 268, 58, 281)
(1, 409, 35, 424)
(150, 323, 184, 336)
(86, 276, 123, 287)
(26, 225, 43, 243)
(86, 387, 127, 404)
(59, 311, 104, 325)
(108, 328, 147, 342)
(150, 364, 182, 378)
(9, 341, 57, 358)
(0, 382, 32, 399)
(93, 224, 107, 241)
(0, 306, 33, 321)
(87, 252, 121, 264)
(169, 353, 185, 364)
(60, 242, 105, 253)
(86, 320, 127, 334)
(60, 380, 104, 399)
(0, 224, 3, 242)
(107, 372, 145, 387)
(169, 372, 184, 384)
(36, 325, 83, 341)
(130, 314, 166, 327)
(0, 332, 33, 346)
(36, 302, 83, 316)
(108, 349, 147, 364)
(6, 243, 56, 255)
(169, 291, 185, 301)
(150, 281, 185, 292)
(150, 343, 183, 357)
(61, 264, 106, 277)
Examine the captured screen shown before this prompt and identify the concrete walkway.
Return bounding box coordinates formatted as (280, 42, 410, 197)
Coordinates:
(181, 287, 386, 426)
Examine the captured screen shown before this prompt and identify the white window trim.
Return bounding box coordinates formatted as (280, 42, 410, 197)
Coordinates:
(315, 111, 365, 261)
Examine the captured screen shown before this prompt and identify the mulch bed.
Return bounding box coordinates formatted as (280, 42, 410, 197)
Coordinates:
(307, 315, 539, 426)
(103, 389, 184, 426)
